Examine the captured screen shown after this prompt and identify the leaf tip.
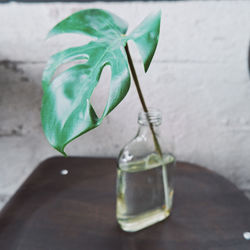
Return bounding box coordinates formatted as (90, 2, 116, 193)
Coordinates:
(55, 145, 68, 157)
(157, 9, 162, 17)
(151, 9, 162, 20)
(46, 28, 56, 40)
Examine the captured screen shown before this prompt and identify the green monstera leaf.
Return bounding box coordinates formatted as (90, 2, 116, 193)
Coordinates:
(41, 9, 161, 155)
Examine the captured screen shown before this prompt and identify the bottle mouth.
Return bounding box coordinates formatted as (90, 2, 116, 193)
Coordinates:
(138, 108, 162, 126)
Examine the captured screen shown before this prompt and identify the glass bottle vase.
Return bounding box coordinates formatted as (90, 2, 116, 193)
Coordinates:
(116, 109, 175, 232)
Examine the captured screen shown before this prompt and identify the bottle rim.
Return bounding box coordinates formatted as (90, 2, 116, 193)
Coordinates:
(138, 108, 162, 126)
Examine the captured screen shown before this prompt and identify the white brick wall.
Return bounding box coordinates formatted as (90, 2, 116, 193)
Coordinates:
(1, 1, 250, 210)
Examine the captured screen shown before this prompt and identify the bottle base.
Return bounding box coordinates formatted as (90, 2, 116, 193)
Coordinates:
(117, 207, 170, 232)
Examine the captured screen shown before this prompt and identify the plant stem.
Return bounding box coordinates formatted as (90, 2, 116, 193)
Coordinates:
(124, 44, 163, 157)
(125, 44, 170, 209)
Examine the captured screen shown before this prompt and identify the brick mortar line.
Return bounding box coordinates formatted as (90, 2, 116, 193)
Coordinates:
(0, 60, 45, 65)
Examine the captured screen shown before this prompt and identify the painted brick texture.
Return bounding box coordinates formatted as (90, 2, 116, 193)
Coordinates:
(0, 1, 250, 209)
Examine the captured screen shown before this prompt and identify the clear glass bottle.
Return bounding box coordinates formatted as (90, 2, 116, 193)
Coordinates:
(116, 109, 175, 232)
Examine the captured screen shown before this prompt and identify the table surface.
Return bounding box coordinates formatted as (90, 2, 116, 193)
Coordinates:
(0, 157, 250, 250)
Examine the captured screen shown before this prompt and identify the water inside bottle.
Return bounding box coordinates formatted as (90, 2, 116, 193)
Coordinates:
(116, 153, 174, 232)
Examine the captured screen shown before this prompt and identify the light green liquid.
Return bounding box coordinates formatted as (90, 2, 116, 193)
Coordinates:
(116, 154, 174, 232)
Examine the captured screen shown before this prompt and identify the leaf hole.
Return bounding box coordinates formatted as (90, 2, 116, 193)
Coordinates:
(90, 65, 111, 118)
(52, 58, 88, 81)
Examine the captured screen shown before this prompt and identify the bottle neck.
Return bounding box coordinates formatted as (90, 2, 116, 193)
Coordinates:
(137, 109, 161, 137)
(137, 125, 160, 138)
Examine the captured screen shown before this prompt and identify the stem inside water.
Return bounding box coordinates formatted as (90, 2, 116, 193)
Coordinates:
(124, 44, 169, 207)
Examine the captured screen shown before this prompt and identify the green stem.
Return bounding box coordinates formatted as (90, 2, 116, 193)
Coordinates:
(124, 44, 162, 157)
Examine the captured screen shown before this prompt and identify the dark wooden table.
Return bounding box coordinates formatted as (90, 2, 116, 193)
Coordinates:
(0, 157, 250, 250)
